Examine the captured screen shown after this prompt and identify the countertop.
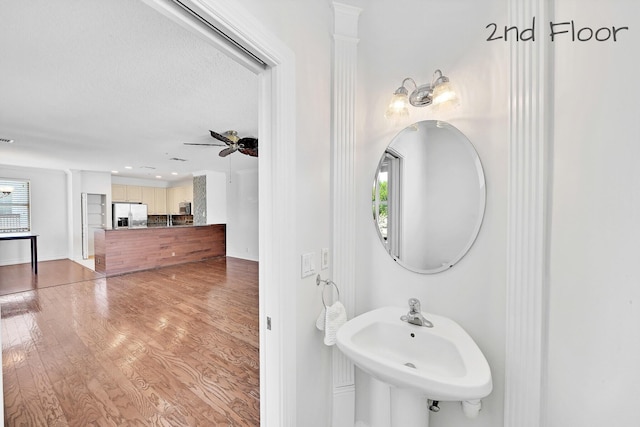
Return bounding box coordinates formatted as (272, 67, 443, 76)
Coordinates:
(108, 224, 194, 231)
(147, 224, 194, 228)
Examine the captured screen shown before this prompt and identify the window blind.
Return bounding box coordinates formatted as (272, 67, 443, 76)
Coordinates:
(0, 178, 30, 232)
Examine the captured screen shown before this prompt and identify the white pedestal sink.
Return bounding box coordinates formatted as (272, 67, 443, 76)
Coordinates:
(336, 306, 492, 426)
(390, 388, 430, 426)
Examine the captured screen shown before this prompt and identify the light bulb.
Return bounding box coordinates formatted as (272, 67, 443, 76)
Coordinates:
(431, 81, 458, 106)
(385, 92, 410, 119)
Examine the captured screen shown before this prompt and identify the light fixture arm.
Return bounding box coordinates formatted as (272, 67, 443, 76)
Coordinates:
(431, 69, 449, 86)
(401, 77, 417, 91)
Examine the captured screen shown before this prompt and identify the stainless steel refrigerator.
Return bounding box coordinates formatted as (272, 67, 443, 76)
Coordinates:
(112, 203, 148, 229)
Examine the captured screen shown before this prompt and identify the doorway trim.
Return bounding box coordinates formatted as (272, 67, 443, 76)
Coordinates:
(143, 1, 297, 425)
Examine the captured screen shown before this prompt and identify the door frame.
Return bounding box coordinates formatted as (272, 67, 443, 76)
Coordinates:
(143, 1, 297, 425)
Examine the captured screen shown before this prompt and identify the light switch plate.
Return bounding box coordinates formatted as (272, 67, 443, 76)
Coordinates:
(301, 252, 315, 278)
(321, 248, 329, 270)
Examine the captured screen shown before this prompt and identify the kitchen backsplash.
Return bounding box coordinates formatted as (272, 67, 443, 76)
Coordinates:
(147, 214, 194, 226)
(193, 175, 206, 226)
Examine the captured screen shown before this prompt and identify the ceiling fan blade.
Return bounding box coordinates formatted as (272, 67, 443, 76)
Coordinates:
(210, 130, 233, 145)
(219, 147, 237, 157)
(184, 141, 227, 147)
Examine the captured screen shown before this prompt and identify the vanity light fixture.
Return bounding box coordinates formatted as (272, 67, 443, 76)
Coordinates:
(385, 69, 458, 119)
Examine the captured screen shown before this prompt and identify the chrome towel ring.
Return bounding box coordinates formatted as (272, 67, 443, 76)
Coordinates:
(316, 274, 340, 308)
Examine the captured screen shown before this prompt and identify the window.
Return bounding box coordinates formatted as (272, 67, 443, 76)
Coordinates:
(0, 178, 30, 233)
(373, 150, 402, 258)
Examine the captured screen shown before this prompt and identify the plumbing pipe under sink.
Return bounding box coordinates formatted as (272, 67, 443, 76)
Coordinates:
(462, 399, 482, 418)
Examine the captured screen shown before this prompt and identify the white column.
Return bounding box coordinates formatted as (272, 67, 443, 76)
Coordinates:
(331, 3, 361, 427)
(504, 0, 553, 426)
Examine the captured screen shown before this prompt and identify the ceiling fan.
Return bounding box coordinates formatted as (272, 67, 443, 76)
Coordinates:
(184, 130, 258, 157)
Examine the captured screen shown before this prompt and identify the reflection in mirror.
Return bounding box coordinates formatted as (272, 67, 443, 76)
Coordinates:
(373, 120, 485, 274)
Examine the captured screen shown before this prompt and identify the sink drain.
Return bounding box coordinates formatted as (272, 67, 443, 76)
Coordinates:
(404, 362, 416, 369)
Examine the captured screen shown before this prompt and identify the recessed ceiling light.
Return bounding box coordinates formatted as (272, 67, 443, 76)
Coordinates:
(171, 172, 178, 175)
(112, 170, 119, 174)
(155, 175, 162, 179)
(124, 166, 133, 169)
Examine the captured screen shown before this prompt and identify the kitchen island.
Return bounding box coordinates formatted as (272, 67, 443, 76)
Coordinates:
(94, 224, 225, 276)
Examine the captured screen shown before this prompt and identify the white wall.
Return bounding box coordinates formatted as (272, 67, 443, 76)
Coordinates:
(226, 168, 259, 261)
(548, 1, 640, 425)
(230, 1, 334, 425)
(204, 171, 227, 224)
(355, 1, 508, 426)
(0, 164, 69, 264)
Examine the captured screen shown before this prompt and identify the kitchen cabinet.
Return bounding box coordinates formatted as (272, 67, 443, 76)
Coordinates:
(112, 184, 177, 214)
(167, 185, 193, 214)
(111, 184, 142, 202)
(167, 187, 178, 214)
(141, 186, 155, 213)
(154, 188, 167, 214)
(139, 186, 168, 214)
(126, 185, 142, 202)
(112, 184, 127, 202)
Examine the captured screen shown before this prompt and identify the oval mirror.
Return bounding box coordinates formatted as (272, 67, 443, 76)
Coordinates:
(372, 120, 485, 274)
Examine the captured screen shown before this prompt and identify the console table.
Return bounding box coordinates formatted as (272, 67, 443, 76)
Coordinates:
(0, 233, 38, 274)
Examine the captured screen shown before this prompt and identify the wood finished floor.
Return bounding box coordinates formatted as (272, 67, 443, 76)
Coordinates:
(0, 260, 104, 296)
(1, 257, 259, 426)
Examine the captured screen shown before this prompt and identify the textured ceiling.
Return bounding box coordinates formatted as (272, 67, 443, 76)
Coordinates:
(0, 0, 259, 181)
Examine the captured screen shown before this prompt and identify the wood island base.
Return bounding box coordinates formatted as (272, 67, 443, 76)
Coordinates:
(94, 224, 225, 276)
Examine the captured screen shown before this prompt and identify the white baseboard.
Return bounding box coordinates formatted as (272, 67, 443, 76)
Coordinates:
(225, 251, 259, 262)
(333, 385, 355, 427)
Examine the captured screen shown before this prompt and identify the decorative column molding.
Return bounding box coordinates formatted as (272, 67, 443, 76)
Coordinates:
(504, 0, 553, 426)
(331, 3, 361, 427)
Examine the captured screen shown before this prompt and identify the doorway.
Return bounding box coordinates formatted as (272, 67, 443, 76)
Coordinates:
(81, 192, 107, 268)
(143, 1, 298, 425)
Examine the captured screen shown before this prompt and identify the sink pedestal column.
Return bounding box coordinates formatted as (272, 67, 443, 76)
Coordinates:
(390, 388, 429, 426)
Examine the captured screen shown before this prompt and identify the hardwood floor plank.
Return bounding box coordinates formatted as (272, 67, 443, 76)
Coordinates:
(16, 312, 68, 426)
(2, 257, 259, 426)
(4, 314, 49, 426)
(51, 376, 103, 427)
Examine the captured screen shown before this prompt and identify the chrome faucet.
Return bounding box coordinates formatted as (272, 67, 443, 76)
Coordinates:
(401, 298, 433, 328)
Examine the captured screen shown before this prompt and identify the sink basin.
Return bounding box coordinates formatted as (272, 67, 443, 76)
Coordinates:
(336, 306, 492, 401)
